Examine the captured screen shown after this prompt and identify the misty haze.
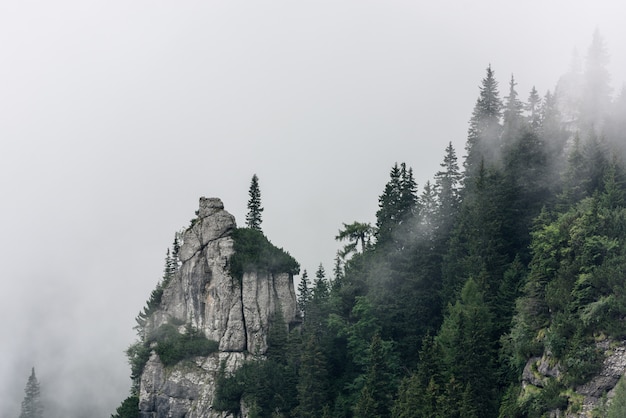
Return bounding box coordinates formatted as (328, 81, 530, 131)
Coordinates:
(4, 2, 626, 418)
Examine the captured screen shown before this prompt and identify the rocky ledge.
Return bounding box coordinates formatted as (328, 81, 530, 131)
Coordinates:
(139, 197, 297, 418)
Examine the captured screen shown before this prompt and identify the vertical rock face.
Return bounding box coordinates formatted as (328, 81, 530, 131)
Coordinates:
(520, 339, 626, 417)
(139, 197, 298, 418)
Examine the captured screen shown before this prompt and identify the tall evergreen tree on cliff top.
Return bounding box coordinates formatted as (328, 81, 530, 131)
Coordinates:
(246, 174, 263, 231)
(19, 367, 43, 418)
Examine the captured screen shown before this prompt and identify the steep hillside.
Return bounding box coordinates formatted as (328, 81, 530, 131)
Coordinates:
(117, 197, 299, 418)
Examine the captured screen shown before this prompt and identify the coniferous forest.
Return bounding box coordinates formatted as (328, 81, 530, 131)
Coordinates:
(116, 31, 626, 417)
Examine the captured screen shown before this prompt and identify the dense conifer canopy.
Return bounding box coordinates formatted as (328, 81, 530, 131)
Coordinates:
(117, 31, 626, 418)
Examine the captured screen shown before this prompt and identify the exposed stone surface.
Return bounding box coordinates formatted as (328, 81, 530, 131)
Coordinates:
(521, 340, 626, 417)
(575, 340, 626, 416)
(522, 356, 562, 388)
(139, 197, 298, 418)
(139, 351, 245, 418)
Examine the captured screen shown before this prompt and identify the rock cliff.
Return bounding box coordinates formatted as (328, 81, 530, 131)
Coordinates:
(138, 197, 298, 418)
(521, 339, 626, 417)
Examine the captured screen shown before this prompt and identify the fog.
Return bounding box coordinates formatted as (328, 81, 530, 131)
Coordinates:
(2, 1, 625, 416)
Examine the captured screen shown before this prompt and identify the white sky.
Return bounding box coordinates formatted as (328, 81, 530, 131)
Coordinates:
(1, 1, 625, 416)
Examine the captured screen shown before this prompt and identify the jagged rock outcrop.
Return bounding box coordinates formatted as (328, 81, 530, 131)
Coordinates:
(575, 340, 626, 416)
(139, 197, 298, 418)
(521, 339, 626, 417)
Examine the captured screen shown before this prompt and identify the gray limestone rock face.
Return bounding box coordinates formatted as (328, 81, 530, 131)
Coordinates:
(575, 340, 626, 416)
(242, 271, 297, 354)
(139, 351, 246, 418)
(521, 340, 626, 417)
(138, 197, 298, 418)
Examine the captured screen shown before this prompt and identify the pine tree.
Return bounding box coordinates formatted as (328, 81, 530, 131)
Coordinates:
(171, 235, 181, 268)
(19, 367, 43, 418)
(434, 142, 462, 232)
(539, 89, 568, 161)
(111, 395, 139, 418)
(399, 164, 418, 220)
(502, 74, 524, 142)
(392, 335, 442, 418)
(297, 270, 311, 318)
(354, 333, 395, 418)
(246, 174, 264, 231)
(465, 65, 502, 182)
(526, 85, 542, 130)
(419, 180, 438, 238)
(266, 306, 289, 365)
(600, 157, 625, 210)
(442, 161, 512, 305)
(580, 29, 611, 133)
(436, 278, 497, 415)
(313, 264, 328, 300)
(295, 335, 330, 418)
(331, 254, 344, 292)
(375, 163, 402, 244)
(335, 222, 374, 259)
(375, 163, 418, 247)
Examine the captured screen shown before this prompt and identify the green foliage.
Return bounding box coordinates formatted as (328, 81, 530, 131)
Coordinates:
(608, 375, 626, 418)
(465, 65, 502, 181)
(335, 221, 374, 259)
(126, 341, 152, 382)
(353, 333, 396, 418)
(126, 322, 219, 378)
(229, 228, 300, 280)
(135, 239, 180, 337)
(437, 278, 498, 415)
(212, 362, 247, 413)
(111, 395, 139, 418)
(375, 162, 418, 247)
(562, 339, 602, 386)
(246, 174, 264, 231)
(117, 49, 626, 417)
(213, 311, 298, 417)
(518, 379, 568, 418)
(213, 356, 298, 417)
(297, 269, 311, 317)
(149, 323, 219, 367)
(295, 335, 331, 418)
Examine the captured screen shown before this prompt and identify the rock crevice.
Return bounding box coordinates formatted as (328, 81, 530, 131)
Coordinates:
(139, 197, 297, 418)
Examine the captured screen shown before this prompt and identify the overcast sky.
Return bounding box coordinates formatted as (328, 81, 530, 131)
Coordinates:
(2, 1, 625, 416)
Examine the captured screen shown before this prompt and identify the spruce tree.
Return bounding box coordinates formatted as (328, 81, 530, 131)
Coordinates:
(354, 333, 394, 418)
(295, 335, 330, 418)
(297, 270, 311, 318)
(580, 29, 611, 133)
(419, 180, 438, 237)
(111, 395, 139, 418)
(465, 65, 502, 183)
(434, 142, 462, 233)
(313, 264, 328, 300)
(246, 174, 263, 231)
(436, 278, 497, 416)
(375, 163, 418, 247)
(502, 74, 524, 142)
(19, 367, 43, 418)
(375, 163, 402, 244)
(526, 85, 541, 130)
